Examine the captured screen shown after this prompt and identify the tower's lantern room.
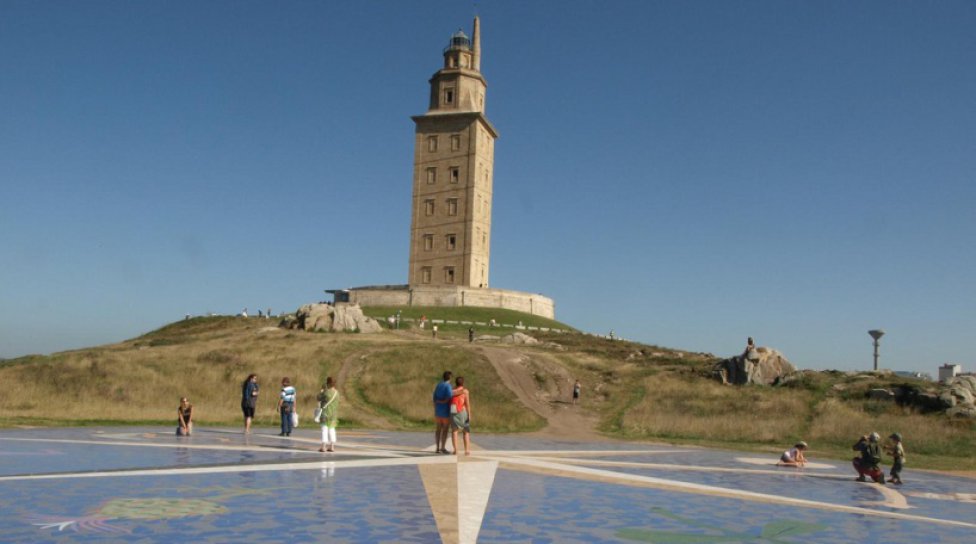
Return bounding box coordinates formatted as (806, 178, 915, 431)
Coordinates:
(427, 18, 485, 113)
(444, 30, 473, 69)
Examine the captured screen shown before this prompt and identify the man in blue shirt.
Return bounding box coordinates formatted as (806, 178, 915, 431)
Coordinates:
(433, 371, 453, 454)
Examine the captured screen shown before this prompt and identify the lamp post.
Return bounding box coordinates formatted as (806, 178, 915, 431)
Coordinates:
(868, 329, 885, 371)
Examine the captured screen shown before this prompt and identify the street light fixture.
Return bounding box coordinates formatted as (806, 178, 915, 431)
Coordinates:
(868, 329, 885, 371)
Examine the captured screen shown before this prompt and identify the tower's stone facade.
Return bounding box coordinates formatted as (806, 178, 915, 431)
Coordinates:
(328, 18, 555, 319)
(408, 17, 497, 288)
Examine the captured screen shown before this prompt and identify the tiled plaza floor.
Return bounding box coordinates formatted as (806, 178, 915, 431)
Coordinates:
(1, 427, 974, 542)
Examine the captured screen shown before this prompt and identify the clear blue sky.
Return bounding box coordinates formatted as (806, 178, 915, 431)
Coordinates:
(2, 1, 974, 374)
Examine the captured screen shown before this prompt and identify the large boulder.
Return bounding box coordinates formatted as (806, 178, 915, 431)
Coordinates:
(332, 303, 383, 333)
(713, 347, 796, 385)
(940, 376, 976, 418)
(500, 332, 540, 345)
(280, 303, 381, 334)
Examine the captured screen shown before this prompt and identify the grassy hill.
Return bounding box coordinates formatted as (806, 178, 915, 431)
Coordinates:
(1, 310, 973, 471)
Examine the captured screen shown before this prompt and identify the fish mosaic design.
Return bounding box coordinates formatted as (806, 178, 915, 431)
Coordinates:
(30, 486, 271, 534)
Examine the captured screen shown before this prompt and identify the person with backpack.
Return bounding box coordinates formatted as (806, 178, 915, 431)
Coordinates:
(277, 377, 296, 437)
(853, 432, 885, 484)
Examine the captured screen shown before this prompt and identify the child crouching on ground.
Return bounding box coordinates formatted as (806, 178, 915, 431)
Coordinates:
(778, 441, 808, 467)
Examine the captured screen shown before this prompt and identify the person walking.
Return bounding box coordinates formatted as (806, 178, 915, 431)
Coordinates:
(241, 374, 259, 433)
(451, 376, 472, 456)
(317, 377, 340, 452)
(468, 327, 475, 343)
(177, 397, 193, 436)
(277, 377, 296, 437)
(572, 379, 581, 405)
(432, 371, 453, 453)
(432, 324, 438, 339)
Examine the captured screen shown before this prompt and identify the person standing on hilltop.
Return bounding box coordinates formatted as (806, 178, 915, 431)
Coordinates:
(317, 377, 340, 453)
(241, 374, 259, 434)
(277, 377, 296, 437)
(432, 371, 453, 453)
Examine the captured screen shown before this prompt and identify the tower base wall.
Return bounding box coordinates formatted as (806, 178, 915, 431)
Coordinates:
(335, 285, 555, 319)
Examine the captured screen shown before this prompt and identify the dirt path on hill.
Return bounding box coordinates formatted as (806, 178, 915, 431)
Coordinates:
(470, 344, 602, 441)
(337, 332, 602, 440)
(336, 350, 395, 430)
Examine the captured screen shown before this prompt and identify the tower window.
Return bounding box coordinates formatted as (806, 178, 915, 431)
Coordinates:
(444, 88, 454, 105)
(449, 167, 459, 184)
(424, 234, 434, 251)
(421, 267, 432, 284)
(444, 267, 455, 284)
(451, 135, 460, 151)
(427, 136, 438, 153)
(446, 234, 456, 250)
(447, 198, 458, 216)
(425, 199, 435, 216)
(426, 167, 436, 184)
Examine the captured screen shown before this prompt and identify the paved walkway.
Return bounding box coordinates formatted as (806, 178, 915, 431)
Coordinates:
(1, 427, 974, 542)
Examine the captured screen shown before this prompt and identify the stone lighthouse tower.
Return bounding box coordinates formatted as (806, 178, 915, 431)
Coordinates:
(408, 17, 498, 288)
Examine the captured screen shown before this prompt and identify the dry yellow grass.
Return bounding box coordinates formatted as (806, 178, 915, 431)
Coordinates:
(807, 398, 974, 456)
(0, 320, 355, 425)
(619, 374, 812, 443)
(355, 345, 545, 432)
(2, 315, 974, 471)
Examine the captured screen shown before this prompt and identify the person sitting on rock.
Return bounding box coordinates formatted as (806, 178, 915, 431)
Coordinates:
(777, 441, 808, 467)
(743, 337, 759, 361)
(853, 432, 885, 484)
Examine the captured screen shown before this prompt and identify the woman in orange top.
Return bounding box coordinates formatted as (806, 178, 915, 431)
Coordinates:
(451, 376, 472, 456)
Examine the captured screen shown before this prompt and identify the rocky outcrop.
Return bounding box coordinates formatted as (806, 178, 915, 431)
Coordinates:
(279, 303, 382, 334)
(868, 388, 895, 400)
(500, 332, 540, 345)
(941, 376, 976, 419)
(713, 347, 796, 385)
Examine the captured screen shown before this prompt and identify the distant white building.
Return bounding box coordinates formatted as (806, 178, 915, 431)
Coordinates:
(939, 363, 962, 382)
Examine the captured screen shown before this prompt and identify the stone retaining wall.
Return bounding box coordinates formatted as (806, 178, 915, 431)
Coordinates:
(338, 285, 555, 319)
